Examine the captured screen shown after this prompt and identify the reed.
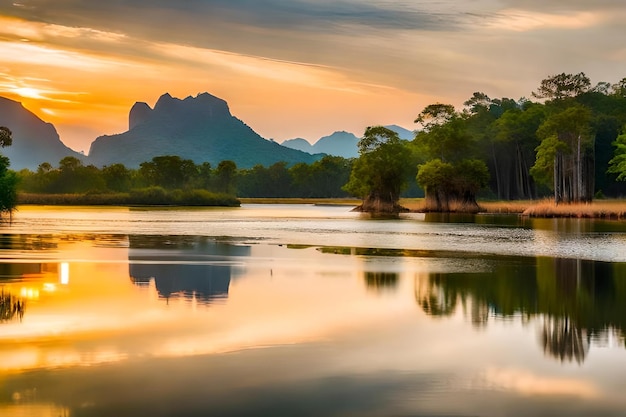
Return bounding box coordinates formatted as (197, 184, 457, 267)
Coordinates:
(521, 199, 626, 219)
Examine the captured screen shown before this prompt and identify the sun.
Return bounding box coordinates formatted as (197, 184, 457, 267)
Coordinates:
(11, 87, 44, 99)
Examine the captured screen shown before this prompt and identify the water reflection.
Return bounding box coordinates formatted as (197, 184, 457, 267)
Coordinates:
(129, 236, 250, 304)
(416, 257, 626, 363)
(364, 271, 398, 290)
(0, 289, 25, 322)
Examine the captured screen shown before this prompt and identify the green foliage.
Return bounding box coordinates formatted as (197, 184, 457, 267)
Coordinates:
(139, 155, 197, 189)
(214, 160, 237, 194)
(416, 159, 454, 192)
(417, 158, 489, 198)
(414, 103, 456, 131)
(0, 155, 18, 215)
(530, 136, 566, 188)
(607, 131, 626, 181)
(0, 127, 17, 216)
(343, 126, 412, 207)
(532, 72, 591, 101)
(102, 163, 132, 192)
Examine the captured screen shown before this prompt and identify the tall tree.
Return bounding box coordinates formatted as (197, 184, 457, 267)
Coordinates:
(343, 126, 412, 213)
(0, 127, 17, 217)
(530, 73, 596, 203)
(607, 128, 626, 181)
(414, 105, 490, 212)
(531, 104, 594, 203)
(532, 72, 591, 101)
(489, 103, 545, 199)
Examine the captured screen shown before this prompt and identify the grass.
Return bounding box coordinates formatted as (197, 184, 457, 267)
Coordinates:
(520, 199, 626, 219)
(400, 198, 532, 214)
(402, 198, 626, 219)
(18, 189, 241, 207)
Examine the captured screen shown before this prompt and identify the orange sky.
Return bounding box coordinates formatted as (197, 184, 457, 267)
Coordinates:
(1, 1, 625, 153)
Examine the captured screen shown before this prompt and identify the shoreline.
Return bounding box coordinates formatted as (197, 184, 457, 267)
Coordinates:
(13, 194, 626, 219)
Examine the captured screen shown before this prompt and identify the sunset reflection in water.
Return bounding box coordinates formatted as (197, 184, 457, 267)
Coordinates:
(1, 206, 626, 416)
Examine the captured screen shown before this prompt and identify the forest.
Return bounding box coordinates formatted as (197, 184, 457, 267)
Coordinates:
(11, 73, 626, 207)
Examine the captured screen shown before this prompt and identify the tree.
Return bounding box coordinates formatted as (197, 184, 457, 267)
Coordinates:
(532, 72, 591, 101)
(414, 104, 490, 212)
(56, 156, 105, 193)
(416, 158, 489, 212)
(0, 155, 18, 217)
(607, 129, 626, 181)
(139, 155, 197, 189)
(488, 103, 545, 199)
(414, 104, 471, 162)
(214, 160, 237, 194)
(343, 126, 412, 213)
(102, 163, 132, 192)
(531, 104, 594, 203)
(0, 127, 17, 217)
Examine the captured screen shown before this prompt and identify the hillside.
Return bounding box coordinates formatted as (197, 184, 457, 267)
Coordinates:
(88, 93, 321, 168)
(0, 97, 83, 170)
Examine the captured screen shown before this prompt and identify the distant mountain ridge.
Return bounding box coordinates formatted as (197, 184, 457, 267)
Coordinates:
(0, 97, 83, 170)
(88, 92, 321, 168)
(282, 125, 414, 158)
(0, 93, 414, 170)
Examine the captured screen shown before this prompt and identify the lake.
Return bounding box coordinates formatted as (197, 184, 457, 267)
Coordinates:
(1, 204, 626, 417)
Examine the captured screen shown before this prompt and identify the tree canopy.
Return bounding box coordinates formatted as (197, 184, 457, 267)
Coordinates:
(343, 126, 412, 213)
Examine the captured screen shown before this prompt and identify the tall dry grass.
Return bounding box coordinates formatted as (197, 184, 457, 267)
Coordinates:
(521, 199, 626, 219)
(403, 198, 626, 218)
(401, 198, 532, 214)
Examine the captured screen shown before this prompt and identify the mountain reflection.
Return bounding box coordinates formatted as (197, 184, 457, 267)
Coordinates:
(416, 257, 626, 364)
(129, 236, 250, 305)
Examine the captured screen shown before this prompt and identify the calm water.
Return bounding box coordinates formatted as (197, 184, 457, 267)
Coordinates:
(1, 204, 626, 417)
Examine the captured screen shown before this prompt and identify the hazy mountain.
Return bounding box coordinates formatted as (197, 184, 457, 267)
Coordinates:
(386, 124, 414, 140)
(282, 125, 413, 158)
(313, 131, 360, 158)
(0, 96, 84, 170)
(88, 93, 321, 168)
(280, 138, 313, 153)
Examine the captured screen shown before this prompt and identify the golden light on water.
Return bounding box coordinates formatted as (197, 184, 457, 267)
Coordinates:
(60, 262, 69, 285)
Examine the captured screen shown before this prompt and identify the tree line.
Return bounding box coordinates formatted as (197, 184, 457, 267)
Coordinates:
(347, 72, 626, 212)
(4, 72, 626, 213)
(15, 154, 358, 199)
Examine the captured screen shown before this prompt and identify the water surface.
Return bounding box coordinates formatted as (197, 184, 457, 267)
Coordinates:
(1, 205, 626, 416)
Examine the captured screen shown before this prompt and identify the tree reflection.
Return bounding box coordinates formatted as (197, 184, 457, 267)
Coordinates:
(364, 272, 398, 290)
(0, 289, 25, 322)
(416, 257, 626, 364)
(415, 274, 457, 317)
(540, 316, 589, 364)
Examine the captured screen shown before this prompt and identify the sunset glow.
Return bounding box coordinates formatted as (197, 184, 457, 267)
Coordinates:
(0, 1, 625, 151)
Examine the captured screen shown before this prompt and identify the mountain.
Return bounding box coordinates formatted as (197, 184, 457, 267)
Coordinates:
(386, 124, 414, 140)
(282, 125, 413, 159)
(0, 97, 83, 170)
(280, 138, 314, 153)
(313, 131, 360, 158)
(88, 93, 321, 168)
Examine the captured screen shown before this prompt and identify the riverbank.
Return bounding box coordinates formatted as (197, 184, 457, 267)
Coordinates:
(17, 190, 240, 207)
(402, 198, 626, 219)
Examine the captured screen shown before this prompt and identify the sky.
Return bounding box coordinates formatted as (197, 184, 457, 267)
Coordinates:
(0, 1, 625, 153)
